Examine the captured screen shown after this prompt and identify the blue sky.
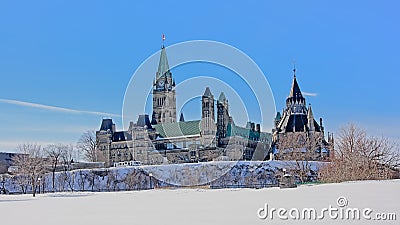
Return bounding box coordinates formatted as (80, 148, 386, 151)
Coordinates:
(0, 0, 399, 152)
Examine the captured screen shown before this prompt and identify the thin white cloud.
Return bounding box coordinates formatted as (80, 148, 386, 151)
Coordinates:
(0, 98, 121, 117)
(6, 125, 98, 133)
(302, 92, 318, 97)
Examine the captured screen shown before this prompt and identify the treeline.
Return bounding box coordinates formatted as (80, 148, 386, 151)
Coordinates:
(319, 124, 400, 182)
(8, 166, 155, 195)
(5, 130, 97, 197)
(4, 161, 290, 196)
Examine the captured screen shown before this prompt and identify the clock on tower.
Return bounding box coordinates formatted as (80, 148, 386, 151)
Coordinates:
(158, 79, 165, 89)
(152, 44, 176, 124)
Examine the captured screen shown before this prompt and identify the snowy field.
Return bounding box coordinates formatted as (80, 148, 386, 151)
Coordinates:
(0, 179, 399, 225)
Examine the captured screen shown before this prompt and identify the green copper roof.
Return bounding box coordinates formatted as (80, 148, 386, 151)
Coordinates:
(226, 123, 272, 141)
(153, 120, 201, 138)
(218, 92, 226, 102)
(156, 46, 172, 79)
(203, 87, 213, 97)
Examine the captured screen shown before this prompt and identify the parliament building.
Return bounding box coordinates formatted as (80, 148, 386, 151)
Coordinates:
(96, 45, 271, 167)
(96, 44, 332, 167)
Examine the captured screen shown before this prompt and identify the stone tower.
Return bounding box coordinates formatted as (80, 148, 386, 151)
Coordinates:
(202, 87, 214, 121)
(216, 92, 229, 145)
(201, 87, 215, 135)
(152, 45, 176, 124)
(201, 87, 216, 147)
(270, 68, 332, 161)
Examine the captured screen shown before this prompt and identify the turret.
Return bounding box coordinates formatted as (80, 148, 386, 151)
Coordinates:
(202, 87, 214, 121)
(307, 104, 315, 131)
(274, 112, 282, 128)
(179, 113, 185, 122)
(216, 92, 229, 144)
(201, 87, 216, 146)
(286, 68, 306, 115)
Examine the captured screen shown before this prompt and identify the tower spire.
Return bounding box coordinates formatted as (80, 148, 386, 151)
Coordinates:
(162, 34, 166, 47)
(293, 60, 296, 78)
(153, 36, 176, 124)
(307, 104, 315, 123)
(307, 104, 315, 131)
(203, 87, 212, 97)
(156, 42, 171, 79)
(289, 72, 302, 98)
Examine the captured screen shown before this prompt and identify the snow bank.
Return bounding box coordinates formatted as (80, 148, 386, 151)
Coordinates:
(2, 160, 327, 193)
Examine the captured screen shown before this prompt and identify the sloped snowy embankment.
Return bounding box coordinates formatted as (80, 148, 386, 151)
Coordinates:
(3, 160, 326, 193)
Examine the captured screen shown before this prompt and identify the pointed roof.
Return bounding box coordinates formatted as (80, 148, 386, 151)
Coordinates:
(275, 112, 282, 121)
(203, 87, 213, 97)
(307, 104, 314, 120)
(307, 105, 315, 131)
(179, 113, 185, 122)
(136, 114, 152, 128)
(218, 92, 226, 102)
(100, 119, 114, 131)
(289, 75, 303, 98)
(156, 46, 171, 79)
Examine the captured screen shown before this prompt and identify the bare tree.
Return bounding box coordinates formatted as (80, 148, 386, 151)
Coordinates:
(45, 144, 63, 190)
(77, 170, 87, 191)
(106, 170, 119, 191)
(57, 171, 68, 192)
(86, 170, 98, 192)
(12, 174, 29, 194)
(320, 124, 400, 182)
(124, 170, 139, 190)
(60, 144, 76, 171)
(77, 131, 97, 162)
(12, 144, 46, 197)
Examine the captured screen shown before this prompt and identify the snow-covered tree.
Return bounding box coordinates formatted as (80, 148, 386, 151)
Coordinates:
(12, 144, 46, 197)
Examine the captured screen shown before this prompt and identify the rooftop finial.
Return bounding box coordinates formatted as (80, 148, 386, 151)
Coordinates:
(162, 34, 166, 47)
(293, 60, 296, 78)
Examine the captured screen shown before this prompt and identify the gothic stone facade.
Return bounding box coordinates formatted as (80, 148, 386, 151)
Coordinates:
(96, 44, 271, 167)
(268, 69, 334, 161)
